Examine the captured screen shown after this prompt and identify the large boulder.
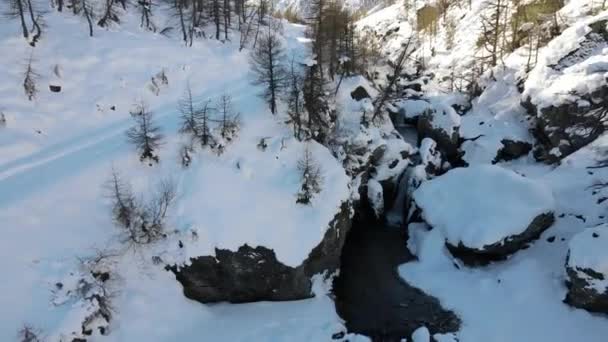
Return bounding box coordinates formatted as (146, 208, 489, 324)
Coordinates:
(173, 245, 311, 303)
(523, 18, 608, 163)
(417, 106, 462, 165)
(413, 165, 555, 265)
(493, 139, 532, 163)
(172, 202, 353, 303)
(565, 225, 608, 314)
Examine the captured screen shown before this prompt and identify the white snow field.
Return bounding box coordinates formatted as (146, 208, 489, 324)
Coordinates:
(0, 8, 358, 342)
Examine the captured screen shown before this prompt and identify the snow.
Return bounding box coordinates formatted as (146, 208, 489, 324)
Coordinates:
(367, 178, 384, 218)
(413, 165, 555, 249)
(402, 124, 608, 342)
(523, 13, 608, 112)
(460, 70, 533, 165)
(567, 224, 608, 292)
(411, 326, 430, 342)
(396, 99, 431, 119)
(4, 1, 608, 341)
(0, 8, 352, 341)
(419, 138, 440, 167)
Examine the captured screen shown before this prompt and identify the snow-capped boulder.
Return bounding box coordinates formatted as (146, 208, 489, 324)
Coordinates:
(565, 225, 608, 314)
(417, 104, 462, 164)
(173, 202, 353, 303)
(523, 17, 608, 163)
(367, 178, 384, 219)
(174, 245, 311, 303)
(419, 137, 443, 175)
(413, 165, 555, 265)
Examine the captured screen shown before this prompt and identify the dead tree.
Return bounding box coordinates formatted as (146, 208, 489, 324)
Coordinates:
(4, 0, 30, 40)
(17, 325, 42, 342)
(126, 102, 164, 164)
(107, 168, 136, 229)
(24, 0, 42, 46)
(477, 0, 509, 68)
(23, 50, 38, 101)
(81, 0, 95, 36)
(250, 29, 288, 114)
(97, 0, 120, 27)
(215, 94, 240, 141)
(106, 170, 175, 244)
(372, 36, 415, 122)
(178, 83, 215, 148)
(4, 0, 43, 45)
(136, 0, 156, 32)
(296, 145, 323, 205)
(286, 58, 307, 140)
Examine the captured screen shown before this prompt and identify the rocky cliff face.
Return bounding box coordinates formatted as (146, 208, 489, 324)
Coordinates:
(172, 201, 353, 303)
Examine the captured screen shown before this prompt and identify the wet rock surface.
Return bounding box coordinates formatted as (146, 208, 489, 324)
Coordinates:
(333, 216, 460, 341)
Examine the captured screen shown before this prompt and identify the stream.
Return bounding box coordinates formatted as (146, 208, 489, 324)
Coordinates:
(333, 122, 460, 341)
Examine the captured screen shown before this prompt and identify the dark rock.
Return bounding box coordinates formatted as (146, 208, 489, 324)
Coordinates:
(547, 236, 556, 243)
(49, 85, 62, 92)
(417, 110, 462, 165)
(332, 331, 346, 340)
(92, 272, 110, 282)
(523, 20, 608, 164)
(302, 201, 353, 277)
(565, 254, 608, 314)
(370, 144, 387, 166)
(493, 139, 532, 163)
(173, 202, 353, 304)
(173, 245, 312, 303)
(446, 213, 555, 266)
(404, 82, 422, 92)
(351, 86, 371, 101)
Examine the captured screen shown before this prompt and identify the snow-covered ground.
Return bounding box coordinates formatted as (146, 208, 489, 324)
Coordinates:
(356, 1, 608, 340)
(4, 0, 608, 341)
(0, 8, 355, 341)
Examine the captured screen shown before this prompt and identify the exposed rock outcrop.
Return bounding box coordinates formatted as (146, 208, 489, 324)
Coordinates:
(417, 110, 462, 165)
(173, 245, 312, 303)
(172, 202, 353, 303)
(565, 225, 608, 314)
(523, 19, 608, 164)
(351, 86, 371, 101)
(493, 139, 532, 163)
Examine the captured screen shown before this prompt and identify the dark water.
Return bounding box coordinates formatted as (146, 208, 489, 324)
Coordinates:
(333, 217, 460, 341)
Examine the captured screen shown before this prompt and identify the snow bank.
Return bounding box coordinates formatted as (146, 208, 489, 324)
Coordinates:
(413, 165, 555, 249)
(567, 224, 608, 291)
(524, 14, 608, 111)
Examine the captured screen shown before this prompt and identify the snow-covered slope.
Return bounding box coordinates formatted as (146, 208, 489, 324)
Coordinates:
(0, 7, 357, 341)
